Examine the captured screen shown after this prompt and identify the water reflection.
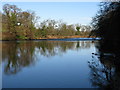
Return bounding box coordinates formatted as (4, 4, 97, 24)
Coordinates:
(2, 40, 93, 75)
(88, 41, 120, 90)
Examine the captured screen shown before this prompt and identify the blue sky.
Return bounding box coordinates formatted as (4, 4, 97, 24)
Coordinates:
(2, 2, 100, 25)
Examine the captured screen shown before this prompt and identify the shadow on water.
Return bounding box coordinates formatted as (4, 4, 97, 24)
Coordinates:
(88, 41, 120, 90)
(88, 2, 120, 90)
(2, 40, 93, 75)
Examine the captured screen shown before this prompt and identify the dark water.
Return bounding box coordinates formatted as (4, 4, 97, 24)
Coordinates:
(1, 40, 116, 88)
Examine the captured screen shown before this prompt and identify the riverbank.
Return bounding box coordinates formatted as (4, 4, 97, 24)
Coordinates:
(35, 35, 96, 39)
(1, 35, 97, 41)
(1, 32, 96, 41)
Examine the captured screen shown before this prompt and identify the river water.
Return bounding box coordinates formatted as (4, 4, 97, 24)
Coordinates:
(1, 40, 102, 88)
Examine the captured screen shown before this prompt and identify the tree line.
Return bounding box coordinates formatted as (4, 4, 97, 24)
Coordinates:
(1, 4, 92, 40)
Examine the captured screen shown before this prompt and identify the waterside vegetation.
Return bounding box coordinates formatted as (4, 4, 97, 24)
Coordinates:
(1, 4, 94, 41)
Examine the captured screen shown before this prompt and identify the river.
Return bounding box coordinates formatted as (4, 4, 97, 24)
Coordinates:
(1, 40, 112, 88)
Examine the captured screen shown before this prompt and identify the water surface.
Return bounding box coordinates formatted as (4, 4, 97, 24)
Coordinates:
(2, 40, 99, 88)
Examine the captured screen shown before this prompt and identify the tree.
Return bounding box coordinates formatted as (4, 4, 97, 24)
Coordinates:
(90, 2, 120, 54)
(76, 26, 80, 31)
(3, 4, 21, 34)
(91, 2, 120, 39)
(2, 4, 92, 40)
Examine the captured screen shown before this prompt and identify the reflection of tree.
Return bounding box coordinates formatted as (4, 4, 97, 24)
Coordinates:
(88, 42, 120, 90)
(2, 41, 93, 75)
(76, 41, 92, 50)
(89, 2, 120, 89)
(2, 41, 36, 75)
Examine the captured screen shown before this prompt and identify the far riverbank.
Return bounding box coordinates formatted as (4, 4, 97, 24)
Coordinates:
(1, 34, 97, 41)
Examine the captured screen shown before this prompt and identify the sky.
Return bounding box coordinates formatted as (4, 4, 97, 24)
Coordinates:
(1, 2, 100, 25)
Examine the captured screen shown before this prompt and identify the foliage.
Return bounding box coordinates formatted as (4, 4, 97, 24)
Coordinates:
(90, 2, 120, 40)
(2, 4, 92, 40)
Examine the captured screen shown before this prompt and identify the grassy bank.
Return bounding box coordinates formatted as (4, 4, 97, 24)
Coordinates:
(1, 32, 96, 41)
